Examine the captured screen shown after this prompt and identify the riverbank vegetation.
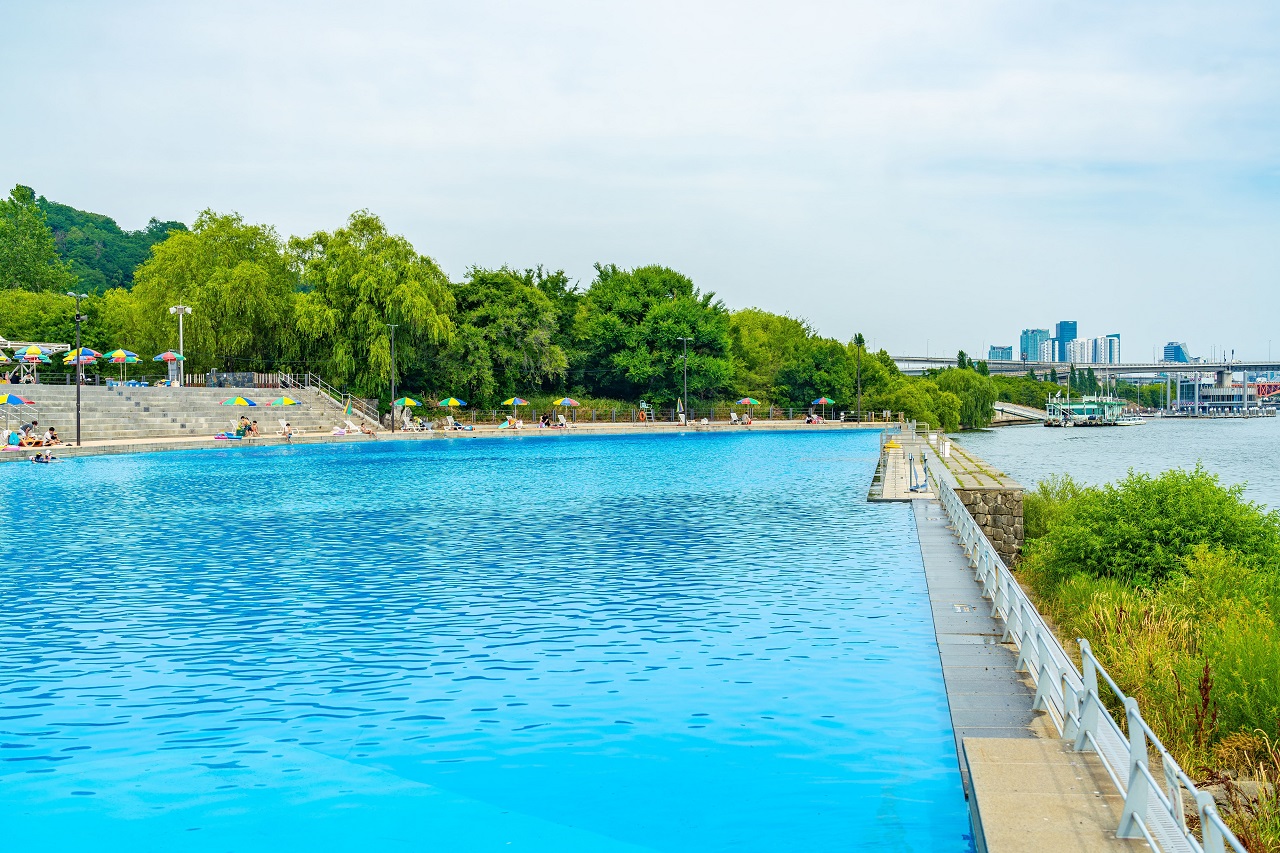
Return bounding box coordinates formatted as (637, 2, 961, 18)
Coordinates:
(1021, 469, 1280, 849)
(2, 184, 1003, 429)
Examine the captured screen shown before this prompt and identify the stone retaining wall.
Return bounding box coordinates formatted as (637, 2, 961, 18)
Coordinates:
(955, 488, 1024, 565)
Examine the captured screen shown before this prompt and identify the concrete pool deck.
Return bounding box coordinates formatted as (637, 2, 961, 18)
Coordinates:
(0, 418, 889, 463)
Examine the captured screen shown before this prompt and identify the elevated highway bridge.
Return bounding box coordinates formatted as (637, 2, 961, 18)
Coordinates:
(893, 355, 1280, 377)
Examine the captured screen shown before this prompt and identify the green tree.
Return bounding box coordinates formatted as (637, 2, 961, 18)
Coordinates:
(875, 378, 961, 431)
(728, 308, 811, 402)
(935, 368, 998, 428)
(956, 349, 970, 370)
(427, 267, 568, 405)
(574, 264, 732, 405)
(774, 336, 854, 408)
(130, 210, 297, 372)
(292, 211, 452, 398)
(0, 185, 76, 292)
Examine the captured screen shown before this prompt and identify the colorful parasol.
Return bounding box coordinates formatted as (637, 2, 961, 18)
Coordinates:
(438, 397, 466, 407)
(393, 397, 421, 407)
(221, 397, 257, 406)
(552, 397, 580, 407)
(269, 397, 300, 406)
(153, 350, 185, 362)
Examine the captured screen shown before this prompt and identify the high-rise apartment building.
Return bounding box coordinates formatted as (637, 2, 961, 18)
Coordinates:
(1039, 339, 1056, 362)
(988, 345, 1013, 361)
(1019, 328, 1050, 361)
(1054, 321, 1078, 362)
(1163, 342, 1192, 363)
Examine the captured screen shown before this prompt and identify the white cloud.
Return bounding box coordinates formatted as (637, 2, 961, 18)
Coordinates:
(2, 0, 1278, 355)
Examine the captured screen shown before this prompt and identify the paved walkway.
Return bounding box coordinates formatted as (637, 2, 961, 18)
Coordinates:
(914, 499, 1141, 852)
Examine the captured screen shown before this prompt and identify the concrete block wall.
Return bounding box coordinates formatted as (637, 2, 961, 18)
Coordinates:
(955, 488, 1024, 565)
(5, 385, 356, 441)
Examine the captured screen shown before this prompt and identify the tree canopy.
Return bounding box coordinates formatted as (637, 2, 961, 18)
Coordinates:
(0, 185, 76, 293)
(0, 191, 997, 427)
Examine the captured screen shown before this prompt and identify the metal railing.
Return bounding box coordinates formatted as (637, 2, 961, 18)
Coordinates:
(928, 456, 1246, 853)
(279, 373, 380, 424)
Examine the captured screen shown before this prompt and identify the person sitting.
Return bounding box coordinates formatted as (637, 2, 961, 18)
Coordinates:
(248, 420, 261, 438)
(43, 426, 61, 445)
(540, 414, 551, 428)
(282, 422, 296, 440)
(19, 420, 44, 447)
(514, 418, 524, 430)
(359, 421, 376, 437)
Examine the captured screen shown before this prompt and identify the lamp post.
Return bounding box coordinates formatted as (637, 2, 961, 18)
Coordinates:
(853, 332, 865, 422)
(169, 305, 191, 385)
(676, 336, 690, 423)
(66, 291, 88, 446)
(387, 324, 398, 433)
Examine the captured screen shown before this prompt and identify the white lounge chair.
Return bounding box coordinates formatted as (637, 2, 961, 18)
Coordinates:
(729, 412, 741, 425)
(677, 413, 686, 425)
(556, 414, 569, 428)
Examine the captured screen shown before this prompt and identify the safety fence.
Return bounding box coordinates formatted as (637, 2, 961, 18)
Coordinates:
(930, 458, 1246, 853)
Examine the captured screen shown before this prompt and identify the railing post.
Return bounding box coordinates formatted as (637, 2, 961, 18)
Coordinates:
(1061, 677, 1081, 740)
(1032, 630, 1054, 713)
(1117, 697, 1149, 838)
(1162, 753, 1187, 830)
(1074, 639, 1099, 752)
(1197, 792, 1226, 853)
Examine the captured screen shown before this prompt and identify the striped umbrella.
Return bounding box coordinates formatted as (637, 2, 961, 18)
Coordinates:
(736, 397, 760, 419)
(103, 349, 139, 381)
(438, 397, 465, 407)
(1, 393, 35, 431)
(221, 397, 257, 406)
(0, 350, 9, 363)
(393, 397, 421, 407)
(552, 397, 579, 407)
(502, 396, 528, 418)
(269, 397, 300, 406)
(63, 347, 102, 365)
(812, 396, 835, 419)
(15, 346, 51, 363)
(153, 350, 185, 361)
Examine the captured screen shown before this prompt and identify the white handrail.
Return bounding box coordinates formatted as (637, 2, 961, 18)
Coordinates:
(279, 372, 380, 425)
(927, 452, 1246, 853)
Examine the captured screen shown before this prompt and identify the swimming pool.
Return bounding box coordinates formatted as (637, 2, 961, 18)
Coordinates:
(0, 430, 971, 852)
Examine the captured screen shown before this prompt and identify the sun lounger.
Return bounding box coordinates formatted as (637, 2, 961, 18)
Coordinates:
(677, 413, 686, 425)
(445, 415, 473, 431)
(730, 412, 741, 425)
(556, 414, 569, 428)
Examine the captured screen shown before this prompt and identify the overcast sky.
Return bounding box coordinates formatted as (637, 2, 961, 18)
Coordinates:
(4, 1, 1278, 359)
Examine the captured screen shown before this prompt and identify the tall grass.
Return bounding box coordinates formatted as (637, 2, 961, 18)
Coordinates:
(1020, 469, 1280, 851)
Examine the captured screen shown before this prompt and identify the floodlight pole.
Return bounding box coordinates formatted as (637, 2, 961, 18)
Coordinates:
(676, 336, 690, 423)
(169, 305, 191, 385)
(67, 291, 88, 446)
(387, 324, 398, 433)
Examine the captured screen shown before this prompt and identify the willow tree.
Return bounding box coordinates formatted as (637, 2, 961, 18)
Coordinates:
(291, 211, 452, 398)
(129, 210, 296, 372)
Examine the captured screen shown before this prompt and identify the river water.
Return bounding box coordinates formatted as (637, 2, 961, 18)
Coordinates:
(950, 416, 1280, 509)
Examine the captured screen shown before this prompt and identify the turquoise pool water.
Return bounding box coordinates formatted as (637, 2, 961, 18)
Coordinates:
(0, 431, 971, 852)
